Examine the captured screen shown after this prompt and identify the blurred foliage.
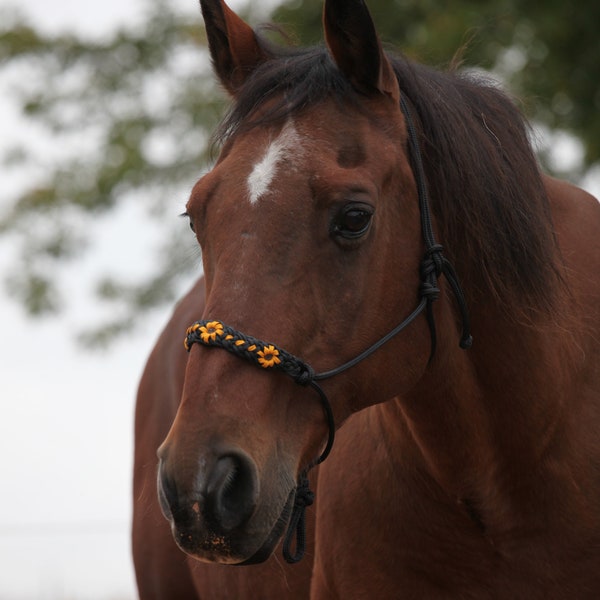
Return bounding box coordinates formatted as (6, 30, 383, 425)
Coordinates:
(275, 0, 600, 171)
(0, 1, 220, 344)
(0, 0, 598, 345)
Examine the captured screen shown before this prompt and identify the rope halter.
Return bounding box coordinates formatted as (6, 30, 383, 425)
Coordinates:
(182, 97, 472, 564)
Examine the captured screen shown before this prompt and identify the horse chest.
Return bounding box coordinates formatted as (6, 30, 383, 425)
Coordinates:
(312, 414, 600, 599)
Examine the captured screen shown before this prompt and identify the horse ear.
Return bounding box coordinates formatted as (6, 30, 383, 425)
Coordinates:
(323, 0, 399, 102)
(199, 0, 270, 95)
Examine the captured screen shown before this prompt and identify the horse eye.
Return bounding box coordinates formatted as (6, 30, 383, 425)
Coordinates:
(331, 205, 373, 240)
(180, 211, 195, 233)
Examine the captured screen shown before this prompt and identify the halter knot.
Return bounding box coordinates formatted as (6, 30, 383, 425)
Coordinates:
(294, 478, 315, 509)
(290, 363, 315, 386)
(424, 243, 445, 275)
(419, 245, 444, 302)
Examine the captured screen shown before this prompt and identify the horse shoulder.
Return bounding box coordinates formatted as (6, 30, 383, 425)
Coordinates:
(544, 175, 600, 268)
(544, 174, 600, 362)
(311, 404, 491, 598)
(544, 175, 600, 530)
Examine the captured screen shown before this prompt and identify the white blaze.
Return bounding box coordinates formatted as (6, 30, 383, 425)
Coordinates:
(247, 122, 301, 204)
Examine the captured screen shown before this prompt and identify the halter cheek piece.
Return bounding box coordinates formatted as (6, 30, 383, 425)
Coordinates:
(183, 98, 472, 564)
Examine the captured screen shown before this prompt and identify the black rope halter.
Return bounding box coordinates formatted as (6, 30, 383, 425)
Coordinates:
(183, 97, 472, 564)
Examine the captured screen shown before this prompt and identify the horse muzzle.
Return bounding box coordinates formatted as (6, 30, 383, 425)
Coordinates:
(157, 443, 294, 564)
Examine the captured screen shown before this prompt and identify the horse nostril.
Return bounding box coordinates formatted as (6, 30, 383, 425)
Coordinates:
(158, 450, 259, 534)
(206, 452, 259, 531)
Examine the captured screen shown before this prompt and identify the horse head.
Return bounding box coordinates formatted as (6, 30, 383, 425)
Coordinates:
(157, 0, 453, 565)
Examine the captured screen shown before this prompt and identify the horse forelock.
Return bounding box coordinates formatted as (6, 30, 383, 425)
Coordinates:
(215, 35, 564, 321)
(215, 44, 357, 142)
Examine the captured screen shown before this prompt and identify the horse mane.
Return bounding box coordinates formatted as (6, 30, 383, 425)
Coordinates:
(216, 37, 562, 319)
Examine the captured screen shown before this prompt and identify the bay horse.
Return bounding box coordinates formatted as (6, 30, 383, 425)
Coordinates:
(132, 0, 600, 597)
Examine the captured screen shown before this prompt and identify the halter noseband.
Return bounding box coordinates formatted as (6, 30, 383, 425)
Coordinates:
(183, 98, 472, 564)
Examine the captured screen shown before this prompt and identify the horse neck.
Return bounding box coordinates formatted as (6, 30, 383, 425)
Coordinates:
(386, 291, 578, 516)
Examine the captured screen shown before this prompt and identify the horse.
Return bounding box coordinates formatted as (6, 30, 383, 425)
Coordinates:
(132, 0, 600, 597)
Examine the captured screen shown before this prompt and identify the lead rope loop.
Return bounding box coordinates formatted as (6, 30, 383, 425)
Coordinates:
(282, 472, 314, 563)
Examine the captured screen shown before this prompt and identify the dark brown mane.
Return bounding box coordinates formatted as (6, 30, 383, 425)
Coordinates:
(217, 38, 562, 318)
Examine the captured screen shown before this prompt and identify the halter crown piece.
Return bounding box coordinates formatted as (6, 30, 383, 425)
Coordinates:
(183, 98, 472, 564)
